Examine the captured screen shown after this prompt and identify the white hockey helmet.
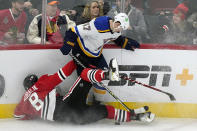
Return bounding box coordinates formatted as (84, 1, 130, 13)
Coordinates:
(114, 13, 130, 30)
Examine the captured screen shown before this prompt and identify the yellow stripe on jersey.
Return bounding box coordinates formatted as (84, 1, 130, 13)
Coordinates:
(72, 27, 103, 58)
(76, 37, 103, 57)
(67, 41, 74, 47)
(98, 29, 110, 33)
(122, 38, 128, 49)
(71, 27, 75, 33)
(93, 87, 106, 94)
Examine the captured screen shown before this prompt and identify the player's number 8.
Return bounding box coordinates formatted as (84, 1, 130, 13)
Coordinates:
(29, 92, 43, 111)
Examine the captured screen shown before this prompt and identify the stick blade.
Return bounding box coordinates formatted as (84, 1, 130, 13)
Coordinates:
(167, 93, 176, 101)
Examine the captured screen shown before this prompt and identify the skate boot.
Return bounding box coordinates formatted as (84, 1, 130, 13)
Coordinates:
(131, 112, 155, 123)
(130, 106, 149, 115)
(108, 58, 120, 81)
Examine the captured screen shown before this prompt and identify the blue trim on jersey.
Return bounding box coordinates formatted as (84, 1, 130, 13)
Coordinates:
(74, 26, 101, 57)
(94, 16, 111, 33)
(93, 83, 106, 90)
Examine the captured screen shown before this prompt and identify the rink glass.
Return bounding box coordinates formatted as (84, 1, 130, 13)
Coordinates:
(0, 0, 195, 45)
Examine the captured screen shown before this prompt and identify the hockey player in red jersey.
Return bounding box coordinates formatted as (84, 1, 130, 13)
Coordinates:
(14, 59, 155, 124)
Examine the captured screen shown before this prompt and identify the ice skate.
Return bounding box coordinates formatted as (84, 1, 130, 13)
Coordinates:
(138, 112, 155, 123)
(109, 58, 120, 81)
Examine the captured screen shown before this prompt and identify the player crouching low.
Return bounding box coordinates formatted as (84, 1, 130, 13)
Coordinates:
(14, 58, 155, 124)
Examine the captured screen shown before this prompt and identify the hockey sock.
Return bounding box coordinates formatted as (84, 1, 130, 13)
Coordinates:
(80, 68, 105, 83)
(106, 105, 131, 122)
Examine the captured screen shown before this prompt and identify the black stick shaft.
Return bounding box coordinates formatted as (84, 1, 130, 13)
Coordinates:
(69, 53, 132, 112)
(121, 76, 176, 101)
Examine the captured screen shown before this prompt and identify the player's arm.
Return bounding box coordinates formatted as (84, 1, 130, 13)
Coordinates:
(113, 36, 140, 51)
(60, 28, 78, 55)
(14, 101, 32, 120)
(22, 60, 77, 100)
(34, 60, 77, 93)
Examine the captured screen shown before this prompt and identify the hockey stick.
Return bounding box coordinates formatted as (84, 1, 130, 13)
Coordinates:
(69, 53, 137, 113)
(62, 76, 82, 101)
(120, 75, 176, 101)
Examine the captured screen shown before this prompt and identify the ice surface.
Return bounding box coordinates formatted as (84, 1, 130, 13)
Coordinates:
(1, 118, 197, 131)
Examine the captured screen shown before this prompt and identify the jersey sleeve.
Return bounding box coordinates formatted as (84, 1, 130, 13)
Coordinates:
(114, 36, 140, 50)
(14, 101, 33, 120)
(35, 60, 77, 98)
(60, 28, 78, 55)
(94, 16, 112, 33)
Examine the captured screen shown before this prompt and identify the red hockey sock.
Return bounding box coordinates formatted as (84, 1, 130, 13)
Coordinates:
(81, 68, 104, 83)
(106, 105, 131, 122)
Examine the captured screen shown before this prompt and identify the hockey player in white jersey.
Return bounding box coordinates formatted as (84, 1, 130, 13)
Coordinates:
(60, 13, 140, 73)
(60, 13, 140, 101)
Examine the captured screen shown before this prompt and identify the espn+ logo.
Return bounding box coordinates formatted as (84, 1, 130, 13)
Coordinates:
(108, 65, 171, 87)
(0, 65, 172, 97)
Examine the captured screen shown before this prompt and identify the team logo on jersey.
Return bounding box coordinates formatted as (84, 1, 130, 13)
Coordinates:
(3, 17, 8, 24)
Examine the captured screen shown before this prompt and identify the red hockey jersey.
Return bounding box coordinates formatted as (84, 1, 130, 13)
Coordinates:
(0, 9, 27, 43)
(14, 60, 76, 120)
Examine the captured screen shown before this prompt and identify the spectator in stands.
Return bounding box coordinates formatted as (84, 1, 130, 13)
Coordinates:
(23, 1, 39, 31)
(98, 0, 110, 15)
(186, 0, 197, 17)
(142, 0, 152, 15)
(62, 0, 86, 23)
(107, 0, 149, 43)
(175, 0, 197, 20)
(75, 0, 103, 25)
(0, 0, 27, 44)
(27, 0, 75, 44)
(0, 0, 10, 10)
(161, 3, 194, 44)
(180, 0, 197, 44)
(187, 12, 197, 44)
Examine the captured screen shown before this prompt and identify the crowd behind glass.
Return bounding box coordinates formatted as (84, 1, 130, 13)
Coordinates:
(0, 0, 197, 45)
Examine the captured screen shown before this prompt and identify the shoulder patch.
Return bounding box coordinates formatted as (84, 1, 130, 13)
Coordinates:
(94, 16, 111, 33)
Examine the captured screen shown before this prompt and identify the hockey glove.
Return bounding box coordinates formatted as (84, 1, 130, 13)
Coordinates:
(114, 36, 140, 51)
(60, 29, 77, 55)
(124, 37, 140, 51)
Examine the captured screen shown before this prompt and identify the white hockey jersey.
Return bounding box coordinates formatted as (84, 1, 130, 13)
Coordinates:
(71, 16, 121, 57)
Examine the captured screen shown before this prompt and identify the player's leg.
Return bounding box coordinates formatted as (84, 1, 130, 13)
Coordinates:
(80, 58, 120, 83)
(54, 104, 155, 124)
(105, 105, 155, 123)
(64, 79, 93, 110)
